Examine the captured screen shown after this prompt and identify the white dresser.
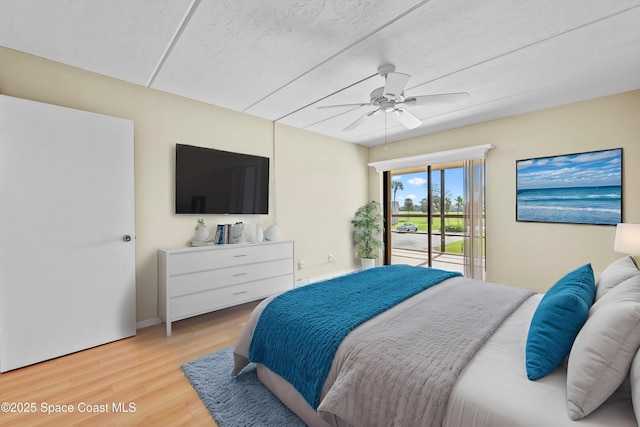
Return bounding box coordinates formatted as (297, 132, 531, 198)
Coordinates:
(158, 240, 294, 336)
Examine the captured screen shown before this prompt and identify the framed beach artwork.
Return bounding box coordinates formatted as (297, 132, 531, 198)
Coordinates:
(516, 148, 622, 225)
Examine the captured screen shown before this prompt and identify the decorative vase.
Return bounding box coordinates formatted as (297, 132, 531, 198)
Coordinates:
(255, 222, 264, 242)
(264, 223, 279, 241)
(361, 258, 376, 270)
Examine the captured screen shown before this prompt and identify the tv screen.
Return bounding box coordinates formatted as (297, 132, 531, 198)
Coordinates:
(175, 144, 269, 214)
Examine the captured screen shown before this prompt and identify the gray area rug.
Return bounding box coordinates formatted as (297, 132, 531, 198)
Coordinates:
(181, 347, 306, 426)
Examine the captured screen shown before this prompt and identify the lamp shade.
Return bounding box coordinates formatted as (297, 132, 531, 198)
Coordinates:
(614, 223, 640, 255)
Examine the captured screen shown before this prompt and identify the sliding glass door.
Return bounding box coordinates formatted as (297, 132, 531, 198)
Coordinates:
(386, 166, 431, 267)
(385, 161, 483, 275)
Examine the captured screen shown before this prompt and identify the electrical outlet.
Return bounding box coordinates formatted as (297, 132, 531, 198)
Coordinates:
(298, 259, 305, 269)
(328, 254, 335, 264)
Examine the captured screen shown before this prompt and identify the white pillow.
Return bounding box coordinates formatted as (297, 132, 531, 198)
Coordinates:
(595, 256, 640, 301)
(567, 301, 640, 420)
(567, 276, 640, 419)
(591, 276, 640, 315)
(631, 350, 640, 422)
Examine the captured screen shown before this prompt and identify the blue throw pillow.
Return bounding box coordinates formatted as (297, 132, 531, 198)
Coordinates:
(526, 264, 595, 380)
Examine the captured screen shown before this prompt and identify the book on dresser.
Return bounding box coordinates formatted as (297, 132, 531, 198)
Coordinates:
(157, 240, 294, 336)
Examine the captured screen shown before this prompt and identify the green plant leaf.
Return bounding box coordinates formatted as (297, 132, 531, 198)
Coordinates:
(351, 201, 384, 259)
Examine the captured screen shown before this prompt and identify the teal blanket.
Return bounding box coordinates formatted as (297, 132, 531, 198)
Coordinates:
(248, 265, 462, 409)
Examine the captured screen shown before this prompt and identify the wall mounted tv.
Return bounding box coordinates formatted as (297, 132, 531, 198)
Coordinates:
(175, 144, 269, 214)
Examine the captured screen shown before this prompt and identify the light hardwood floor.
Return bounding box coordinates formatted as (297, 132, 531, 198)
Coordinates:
(0, 300, 261, 427)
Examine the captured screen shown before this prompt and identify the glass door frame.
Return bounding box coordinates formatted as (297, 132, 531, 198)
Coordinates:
(383, 163, 466, 267)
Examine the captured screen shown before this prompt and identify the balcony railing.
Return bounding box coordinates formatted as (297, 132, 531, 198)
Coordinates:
(391, 212, 465, 255)
(390, 212, 484, 273)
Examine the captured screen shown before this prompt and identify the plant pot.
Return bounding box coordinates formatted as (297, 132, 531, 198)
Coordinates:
(361, 258, 376, 270)
(193, 225, 209, 242)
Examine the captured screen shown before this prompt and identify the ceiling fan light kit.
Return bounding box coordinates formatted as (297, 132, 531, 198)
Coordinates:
(321, 64, 470, 132)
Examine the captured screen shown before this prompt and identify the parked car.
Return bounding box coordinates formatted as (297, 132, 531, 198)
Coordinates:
(396, 222, 418, 232)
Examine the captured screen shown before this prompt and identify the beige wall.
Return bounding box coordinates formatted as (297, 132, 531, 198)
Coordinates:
(0, 47, 368, 324)
(369, 90, 640, 292)
(274, 124, 369, 279)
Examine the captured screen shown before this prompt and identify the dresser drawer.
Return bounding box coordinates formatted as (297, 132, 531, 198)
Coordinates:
(170, 258, 294, 298)
(168, 242, 293, 275)
(170, 275, 293, 320)
(158, 240, 295, 336)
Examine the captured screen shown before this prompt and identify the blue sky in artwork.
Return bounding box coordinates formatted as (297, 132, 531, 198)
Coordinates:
(517, 149, 622, 190)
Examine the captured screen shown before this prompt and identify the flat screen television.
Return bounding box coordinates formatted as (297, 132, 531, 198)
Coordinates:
(175, 144, 269, 214)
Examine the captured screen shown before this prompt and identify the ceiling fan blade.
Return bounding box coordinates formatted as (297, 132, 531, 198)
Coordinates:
(392, 108, 422, 129)
(402, 92, 470, 106)
(383, 72, 410, 99)
(343, 109, 380, 131)
(317, 102, 370, 109)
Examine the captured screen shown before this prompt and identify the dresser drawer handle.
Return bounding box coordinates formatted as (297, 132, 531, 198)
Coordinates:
(232, 290, 248, 296)
(233, 272, 247, 277)
(234, 254, 248, 258)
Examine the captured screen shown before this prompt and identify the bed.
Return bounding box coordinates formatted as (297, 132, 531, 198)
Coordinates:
(233, 259, 640, 427)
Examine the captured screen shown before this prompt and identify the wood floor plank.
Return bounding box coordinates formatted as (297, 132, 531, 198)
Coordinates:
(0, 300, 262, 426)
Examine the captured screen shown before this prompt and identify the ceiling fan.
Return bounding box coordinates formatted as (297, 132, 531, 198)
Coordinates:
(319, 64, 469, 131)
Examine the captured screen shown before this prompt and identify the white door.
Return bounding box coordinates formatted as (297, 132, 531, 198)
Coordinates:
(0, 95, 136, 372)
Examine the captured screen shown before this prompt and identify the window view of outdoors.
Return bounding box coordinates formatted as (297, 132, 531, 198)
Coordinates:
(390, 166, 466, 270)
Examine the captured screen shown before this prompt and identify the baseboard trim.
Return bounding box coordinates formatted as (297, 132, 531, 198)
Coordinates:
(136, 317, 162, 330)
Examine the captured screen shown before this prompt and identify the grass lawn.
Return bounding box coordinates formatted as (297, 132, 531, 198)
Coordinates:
(444, 239, 463, 254)
(443, 239, 486, 255)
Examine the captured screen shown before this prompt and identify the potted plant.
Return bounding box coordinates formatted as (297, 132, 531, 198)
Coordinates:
(351, 200, 384, 270)
(193, 218, 209, 242)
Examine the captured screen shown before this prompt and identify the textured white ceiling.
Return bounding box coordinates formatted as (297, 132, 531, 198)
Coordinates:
(1, 0, 639, 147)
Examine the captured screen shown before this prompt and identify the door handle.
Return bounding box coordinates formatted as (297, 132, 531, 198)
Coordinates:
(122, 235, 132, 242)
